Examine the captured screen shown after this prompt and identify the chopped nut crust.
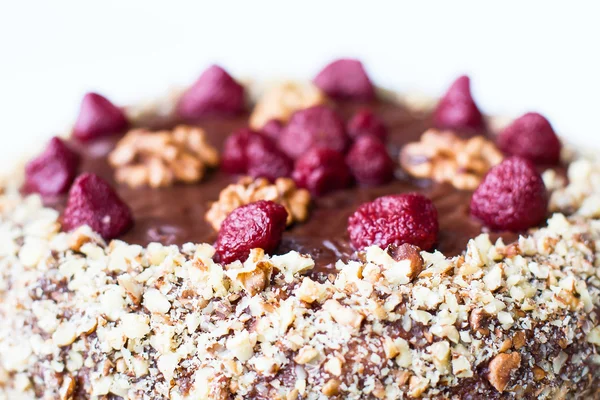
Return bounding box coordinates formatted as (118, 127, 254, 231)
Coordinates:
(108, 125, 219, 188)
(400, 129, 504, 190)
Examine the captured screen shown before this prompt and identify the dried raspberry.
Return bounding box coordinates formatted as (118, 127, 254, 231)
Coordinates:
(215, 200, 288, 264)
(346, 135, 394, 185)
(222, 128, 292, 181)
(23, 137, 81, 196)
(260, 119, 284, 141)
(348, 193, 439, 251)
(292, 147, 352, 196)
(73, 93, 128, 141)
(278, 105, 349, 159)
(433, 75, 484, 134)
(62, 173, 133, 240)
(313, 59, 375, 100)
(470, 157, 548, 231)
(177, 65, 245, 119)
(347, 109, 388, 142)
(497, 112, 562, 165)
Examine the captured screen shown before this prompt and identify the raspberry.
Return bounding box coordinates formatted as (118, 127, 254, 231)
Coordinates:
(348, 193, 439, 251)
(292, 147, 352, 196)
(222, 128, 292, 181)
(433, 75, 484, 134)
(215, 200, 288, 264)
(346, 135, 394, 185)
(23, 137, 81, 196)
(313, 58, 375, 101)
(176, 65, 245, 119)
(260, 119, 284, 141)
(470, 157, 548, 231)
(62, 173, 133, 240)
(346, 109, 388, 142)
(278, 105, 349, 160)
(73, 92, 128, 141)
(497, 112, 562, 165)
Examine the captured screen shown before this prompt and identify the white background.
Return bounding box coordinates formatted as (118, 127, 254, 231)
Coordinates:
(1, 1, 599, 171)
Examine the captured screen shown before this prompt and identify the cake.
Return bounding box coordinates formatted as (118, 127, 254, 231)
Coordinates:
(1, 59, 599, 399)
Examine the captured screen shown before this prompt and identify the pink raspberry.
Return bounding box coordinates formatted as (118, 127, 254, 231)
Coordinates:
(222, 128, 292, 181)
(313, 58, 375, 100)
(470, 157, 548, 231)
(260, 119, 284, 141)
(292, 147, 352, 196)
(62, 173, 133, 240)
(346, 109, 388, 142)
(346, 135, 394, 185)
(176, 65, 245, 119)
(433, 75, 484, 134)
(348, 193, 439, 251)
(497, 112, 562, 165)
(23, 137, 81, 196)
(215, 200, 288, 264)
(73, 93, 128, 141)
(278, 105, 349, 159)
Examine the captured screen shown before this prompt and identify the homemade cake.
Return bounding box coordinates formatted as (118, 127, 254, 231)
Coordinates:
(1, 59, 599, 399)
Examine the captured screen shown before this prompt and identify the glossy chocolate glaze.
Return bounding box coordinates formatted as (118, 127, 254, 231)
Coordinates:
(53, 97, 518, 272)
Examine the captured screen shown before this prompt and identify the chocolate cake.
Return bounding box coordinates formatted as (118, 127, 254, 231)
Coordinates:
(1, 59, 599, 399)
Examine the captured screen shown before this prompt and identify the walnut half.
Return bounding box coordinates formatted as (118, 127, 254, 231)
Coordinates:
(400, 129, 503, 190)
(206, 177, 311, 230)
(108, 125, 219, 188)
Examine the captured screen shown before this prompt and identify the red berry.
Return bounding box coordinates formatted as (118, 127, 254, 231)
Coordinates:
(346, 135, 394, 185)
(23, 137, 81, 196)
(73, 93, 128, 141)
(433, 75, 484, 134)
(177, 65, 245, 119)
(261, 119, 284, 141)
(215, 200, 288, 264)
(313, 58, 375, 101)
(470, 157, 548, 232)
(497, 112, 562, 165)
(278, 105, 349, 160)
(347, 109, 388, 142)
(62, 173, 133, 240)
(292, 147, 352, 196)
(348, 193, 439, 251)
(222, 128, 292, 181)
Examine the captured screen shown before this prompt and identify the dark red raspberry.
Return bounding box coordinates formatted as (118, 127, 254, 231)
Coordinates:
(433, 75, 484, 134)
(470, 157, 548, 231)
(177, 65, 245, 119)
(222, 128, 292, 181)
(215, 200, 288, 264)
(292, 147, 352, 196)
(313, 58, 375, 101)
(348, 193, 439, 251)
(278, 105, 349, 160)
(260, 119, 284, 141)
(62, 173, 133, 240)
(346, 135, 394, 185)
(347, 109, 388, 142)
(23, 137, 81, 196)
(497, 112, 562, 165)
(73, 93, 128, 141)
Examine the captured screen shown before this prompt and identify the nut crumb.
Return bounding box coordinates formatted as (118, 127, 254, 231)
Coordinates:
(487, 352, 521, 392)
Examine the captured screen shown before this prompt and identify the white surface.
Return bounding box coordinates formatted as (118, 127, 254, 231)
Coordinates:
(1, 1, 599, 171)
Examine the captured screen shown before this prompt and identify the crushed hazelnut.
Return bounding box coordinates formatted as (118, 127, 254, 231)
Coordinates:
(108, 125, 219, 188)
(400, 129, 503, 190)
(249, 81, 327, 130)
(206, 177, 311, 230)
(487, 352, 521, 392)
(321, 378, 341, 396)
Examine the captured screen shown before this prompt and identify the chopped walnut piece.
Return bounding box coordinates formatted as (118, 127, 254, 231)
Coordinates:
(487, 352, 521, 393)
(321, 378, 341, 396)
(532, 365, 546, 381)
(249, 81, 327, 130)
(108, 125, 219, 188)
(206, 176, 310, 230)
(400, 129, 503, 190)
